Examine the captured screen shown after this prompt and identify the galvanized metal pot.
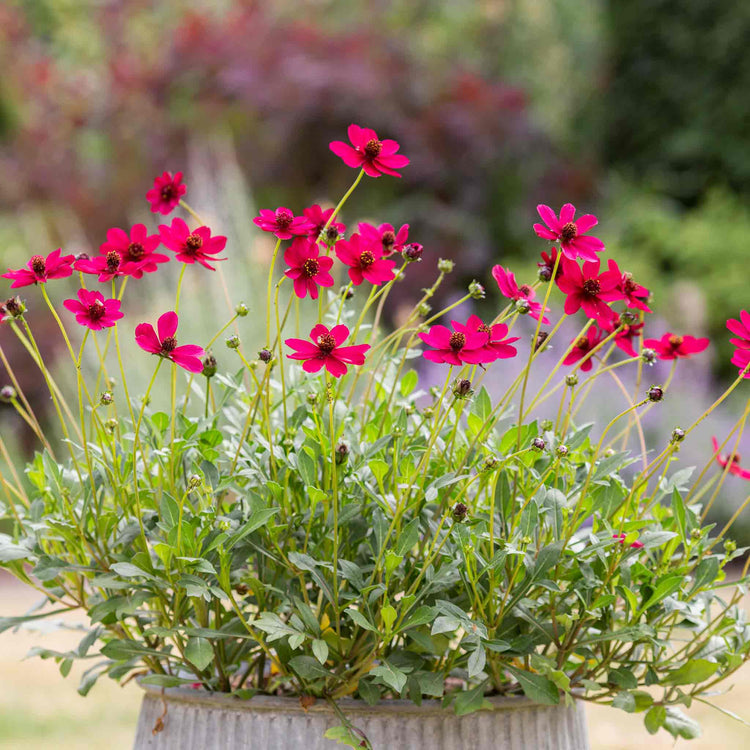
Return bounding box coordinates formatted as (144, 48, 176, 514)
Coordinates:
(134, 684, 590, 749)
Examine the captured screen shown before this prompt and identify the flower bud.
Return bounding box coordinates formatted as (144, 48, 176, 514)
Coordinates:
(336, 443, 349, 465)
(403, 243, 423, 263)
(521, 535, 532, 546)
(452, 502, 468, 523)
(670, 427, 685, 444)
(437, 258, 454, 274)
(0, 385, 17, 403)
(99, 391, 114, 406)
(481, 455, 499, 471)
(534, 331, 549, 352)
(423, 406, 435, 419)
(226, 335, 241, 350)
(724, 539, 737, 554)
(468, 280, 485, 300)
(647, 385, 664, 403)
(641, 348, 657, 366)
(417, 302, 432, 317)
(541, 419, 554, 432)
(105, 418, 118, 433)
(235, 302, 249, 317)
(620, 310, 638, 325)
(107, 377, 117, 390)
(604, 448, 615, 457)
(325, 225, 341, 245)
(515, 298, 531, 315)
(532, 437, 546, 452)
(565, 373, 578, 387)
(690, 528, 702, 541)
(1, 296, 26, 319)
(188, 474, 202, 489)
(429, 386, 440, 398)
(538, 265, 552, 282)
(405, 405, 415, 415)
(452, 378, 473, 399)
(307, 392, 318, 405)
(202, 354, 217, 379)
(234, 582, 249, 595)
(258, 348, 273, 363)
(339, 286, 354, 300)
(556, 444, 569, 457)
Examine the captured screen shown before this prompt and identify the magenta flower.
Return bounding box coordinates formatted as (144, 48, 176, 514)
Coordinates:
(146, 171, 186, 215)
(728, 311, 750, 378)
(563, 327, 604, 372)
(253, 207, 312, 240)
(74, 251, 129, 282)
(712, 436, 750, 480)
(607, 259, 651, 313)
(491, 265, 550, 324)
(358, 222, 410, 256)
(451, 315, 519, 362)
(303, 204, 346, 242)
(602, 313, 644, 358)
(557, 257, 623, 323)
(329, 124, 410, 178)
(335, 234, 397, 286)
(3, 249, 75, 288)
(534, 204, 605, 262)
(418, 323, 490, 366)
(159, 218, 227, 271)
(537, 248, 563, 281)
(613, 534, 644, 550)
(100, 224, 170, 279)
(283, 238, 334, 299)
(643, 332, 709, 361)
(63, 288, 123, 331)
(135, 311, 204, 373)
(285, 324, 370, 378)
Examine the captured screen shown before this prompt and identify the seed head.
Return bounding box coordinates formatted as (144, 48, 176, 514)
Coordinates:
(226, 335, 241, 350)
(235, 302, 249, 317)
(452, 502, 468, 523)
(647, 385, 664, 403)
(202, 354, 217, 378)
(468, 280, 485, 300)
(437, 258, 454, 274)
(0, 385, 17, 403)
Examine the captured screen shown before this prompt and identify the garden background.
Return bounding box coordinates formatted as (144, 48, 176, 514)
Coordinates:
(1, 0, 749, 746)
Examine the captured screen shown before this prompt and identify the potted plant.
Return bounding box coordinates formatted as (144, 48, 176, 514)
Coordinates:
(1, 125, 749, 749)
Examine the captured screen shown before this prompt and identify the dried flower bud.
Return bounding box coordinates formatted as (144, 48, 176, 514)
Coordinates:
(417, 302, 432, 317)
(724, 539, 737, 554)
(339, 286, 354, 300)
(532, 437, 546, 452)
(105, 418, 118, 433)
(515, 298, 531, 315)
(336, 443, 349, 465)
(670, 427, 686, 444)
(226, 335, 241, 350)
(537, 265, 552, 282)
(235, 302, 249, 317)
(1, 296, 26, 319)
(481, 455, 499, 471)
(468, 280, 485, 300)
(402, 243, 423, 263)
(258, 348, 273, 363)
(0, 385, 17, 403)
(647, 385, 664, 403)
(641, 348, 657, 365)
(565, 373, 578, 387)
(202, 354, 217, 379)
(534, 331, 549, 352)
(453, 378, 473, 399)
(99, 391, 114, 406)
(556, 444, 569, 457)
(452, 502, 468, 523)
(437, 258, 454, 274)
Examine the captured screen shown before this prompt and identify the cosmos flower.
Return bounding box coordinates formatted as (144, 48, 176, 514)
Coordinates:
(534, 204, 605, 262)
(451, 314, 519, 362)
(418, 323, 492, 366)
(607, 259, 651, 313)
(303, 204, 346, 243)
(557, 257, 623, 323)
(285, 324, 370, 377)
(711, 436, 750, 480)
(358, 222, 410, 256)
(63, 288, 123, 331)
(253, 207, 312, 240)
(643, 332, 709, 360)
(335, 234, 397, 286)
(135, 311, 204, 373)
(3, 249, 75, 288)
(491, 265, 550, 323)
(330, 124, 409, 178)
(159, 218, 227, 271)
(563, 327, 605, 372)
(100, 224, 170, 279)
(283, 238, 335, 299)
(146, 171, 187, 215)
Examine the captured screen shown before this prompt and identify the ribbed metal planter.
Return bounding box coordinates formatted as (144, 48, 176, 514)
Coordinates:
(133, 684, 590, 749)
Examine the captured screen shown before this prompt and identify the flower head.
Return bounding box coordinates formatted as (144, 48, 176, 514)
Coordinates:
(285, 324, 370, 378)
(146, 171, 187, 215)
(563, 327, 604, 372)
(63, 289, 123, 331)
(537, 248, 562, 282)
(557, 257, 623, 323)
(491, 265, 550, 324)
(335, 234, 397, 286)
(3, 249, 75, 288)
(643, 332, 709, 361)
(602, 312, 644, 357)
(303, 205, 346, 243)
(358, 222, 410, 256)
(607, 259, 651, 313)
(711, 436, 750, 480)
(330, 124, 410, 178)
(726, 311, 750, 378)
(159, 218, 227, 271)
(418, 323, 491, 366)
(1, 296, 26, 321)
(534, 204, 605, 262)
(283, 238, 334, 300)
(135, 311, 205, 373)
(74, 250, 131, 282)
(253, 207, 312, 240)
(613, 534, 644, 550)
(100, 224, 170, 279)
(451, 315, 519, 363)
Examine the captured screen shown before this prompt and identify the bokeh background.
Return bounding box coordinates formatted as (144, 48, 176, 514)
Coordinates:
(1, 0, 749, 746)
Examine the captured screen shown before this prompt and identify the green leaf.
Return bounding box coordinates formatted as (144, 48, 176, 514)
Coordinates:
(312, 639, 329, 665)
(467, 646, 486, 678)
(399, 606, 437, 632)
(289, 655, 329, 681)
(431, 615, 459, 635)
(506, 665, 560, 706)
(612, 692, 636, 713)
(0, 537, 31, 562)
(672, 489, 687, 543)
(370, 660, 407, 693)
(663, 659, 719, 686)
(110, 562, 152, 579)
(638, 575, 684, 615)
(323, 725, 368, 748)
(297, 447, 318, 486)
(151, 412, 169, 433)
(471, 386, 492, 421)
(690, 557, 720, 594)
(140, 674, 198, 688)
(185, 637, 214, 671)
(225, 508, 279, 549)
(644, 705, 667, 734)
(453, 681, 488, 716)
(400, 370, 418, 397)
(368, 459, 389, 486)
(381, 604, 397, 633)
(664, 708, 701, 739)
(346, 608, 379, 633)
(395, 518, 420, 556)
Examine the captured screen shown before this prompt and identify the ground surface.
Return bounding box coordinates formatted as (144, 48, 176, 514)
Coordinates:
(1, 573, 748, 748)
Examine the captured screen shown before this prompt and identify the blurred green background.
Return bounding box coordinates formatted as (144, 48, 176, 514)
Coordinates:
(1, 0, 749, 746)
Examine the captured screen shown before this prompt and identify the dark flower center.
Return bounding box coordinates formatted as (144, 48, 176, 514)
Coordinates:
(326, 226, 339, 242)
(381, 230, 396, 249)
(161, 184, 176, 202)
(364, 139, 383, 159)
(478, 324, 492, 334)
(302, 258, 320, 277)
(127, 242, 145, 261)
(449, 332, 467, 351)
(185, 234, 203, 252)
(106, 251, 121, 272)
(560, 222, 578, 243)
(275, 209, 293, 229)
(316, 333, 337, 353)
(622, 273, 637, 294)
(582, 278, 601, 296)
(161, 336, 177, 353)
(669, 335, 684, 347)
(729, 453, 741, 465)
(30, 255, 46, 275)
(519, 284, 532, 296)
(87, 299, 106, 321)
(575, 336, 589, 350)
(359, 250, 375, 268)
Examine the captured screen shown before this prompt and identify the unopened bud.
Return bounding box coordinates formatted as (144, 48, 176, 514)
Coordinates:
(468, 280, 485, 300)
(541, 419, 553, 432)
(0, 385, 17, 403)
(258, 348, 272, 363)
(452, 502, 468, 523)
(234, 583, 249, 595)
(534, 331, 549, 352)
(453, 378, 473, 399)
(403, 243, 423, 263)
(307, 392, 318, 405)
(339, 286, 354, 300)
(515, 298, 531, 315)
(325, 226, 341, 245)
(99, 391, 114, 406)
(557, 444, 569, 457)
(417, 302, 432, 317)
(670, 427, 685, 444)
(532, 437, 546, 452)
(604, 448, 615, 457)
(235, 302, 249, 317)
(336, 443, 349, 465)
(647, 385, 664, 403)
(226, 335, 241, 350)
(202, 354, 217, 378)
(724, 539, 737, 554)
(641, 348, 657, 365)
(105, 418, 118, 433)
(690, 528, 702, 541)
(188, 474, 202, 489)
(481, 455, 499, 471)
(1, 296, 26, 319)
(437, 258, 454, 274)
(537, 266, 552, 282)
(565, 373, 578, 387)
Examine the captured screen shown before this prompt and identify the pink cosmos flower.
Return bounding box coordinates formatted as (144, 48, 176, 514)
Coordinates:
(100, 224, 170, 279)
(727, 311, 750, 378)
(731, 348, 750, 378)
(601, 313, 644, 358)
(74, 251, 130, 282)
(563, 327, 605, 372)
(418, 323, 491, 366)
(329, 124, 410, 178)
(135, 312, 204, 373)
(62, 288, 123, 331)
(607, 259, 651, 313)
(285, 324, 370, 378)
(335, 234, 397, 286)
(491, 264, 550, 324)
(613, 534, 644, 549)
(534, 204, 605, 262)
(303, 205, 346, 243)
(146, 171, 187, 215)
(643, 332, 709, 360)
(711, 436, 750, 480)
(451, 315, 519, 362)
(253, 207, 312, 240)
(358, 222, 410, 256)
(537, 248, 563, 282)
(159, 218, 227, 271)
(3, 249, 75, 288)
(557, 257, 623, 323)
(283, 238, 334, 299)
